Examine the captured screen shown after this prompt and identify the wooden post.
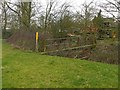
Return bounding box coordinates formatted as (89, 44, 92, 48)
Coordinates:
(77, 37, 80, 46)
(69, 37, 71, 47)
(36, 32, 39, 52)
(44, 39, 46, 52)
(112, 31, 116, 41)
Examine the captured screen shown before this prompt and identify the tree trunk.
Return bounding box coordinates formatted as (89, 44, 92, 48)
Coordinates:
(21, 2, 31, 31)
(3, 2, 7, 32)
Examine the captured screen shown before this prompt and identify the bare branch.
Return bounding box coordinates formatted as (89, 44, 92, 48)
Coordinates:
(5, 1, 20, 16)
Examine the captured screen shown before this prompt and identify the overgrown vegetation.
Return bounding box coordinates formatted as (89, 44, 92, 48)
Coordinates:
(44, 38, 118, 64)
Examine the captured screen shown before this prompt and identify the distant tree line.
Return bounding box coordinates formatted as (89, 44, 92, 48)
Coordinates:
(0, 0, 119, 39)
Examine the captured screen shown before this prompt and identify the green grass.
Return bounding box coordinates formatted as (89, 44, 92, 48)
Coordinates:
(2, 41, 118, 88)
(0, 39, 2, 89)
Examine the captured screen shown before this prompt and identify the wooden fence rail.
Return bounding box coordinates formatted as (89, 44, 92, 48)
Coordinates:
(41, 44, 96, 54)
(41, 35, 96, 53)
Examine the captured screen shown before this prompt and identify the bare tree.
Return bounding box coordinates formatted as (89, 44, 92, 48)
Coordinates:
(5, 1, 32, 30)
(81, 0, 96, 30)
(99, 0, 119, 18)
(44, 0, 57, 33)
(79, 0, 97, 44)
(20, 1, 32, 30)
(1, 1, 8, 32)
(50, 2, 72, 36)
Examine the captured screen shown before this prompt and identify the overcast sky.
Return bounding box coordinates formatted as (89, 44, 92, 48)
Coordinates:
(10, 0, 104, 6)
(1, 0, 118, 17)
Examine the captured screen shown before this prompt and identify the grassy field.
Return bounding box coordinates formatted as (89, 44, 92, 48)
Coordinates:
(2, 41, 118, 88)
(0, 39, 2, 89)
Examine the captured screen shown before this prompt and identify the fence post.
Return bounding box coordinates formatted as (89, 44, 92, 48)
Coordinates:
(36, 32, 39, 52)
(77, 37, 80, 46)
(69, 37, 71, 47)
(44, 39, 46, 52)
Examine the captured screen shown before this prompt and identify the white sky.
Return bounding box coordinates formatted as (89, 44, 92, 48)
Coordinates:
(9, 0, 107, 6)
(40, 0, 118, 17)
(2, 0, 118, 17)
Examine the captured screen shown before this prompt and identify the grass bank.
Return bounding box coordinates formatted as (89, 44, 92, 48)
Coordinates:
(2, 41, 118, 88)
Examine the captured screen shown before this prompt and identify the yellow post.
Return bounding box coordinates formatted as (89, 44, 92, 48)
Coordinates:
(36, 32, 39, 52)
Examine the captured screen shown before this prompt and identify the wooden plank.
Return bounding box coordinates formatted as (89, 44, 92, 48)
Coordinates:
(46, 36, 79, 41)
(40, 44, 96, 54)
